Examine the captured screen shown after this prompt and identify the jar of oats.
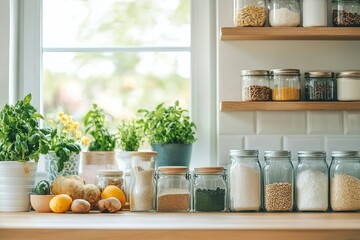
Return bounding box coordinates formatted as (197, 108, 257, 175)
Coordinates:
(241, 70, 271, 101)
(234, 0, 267, 27)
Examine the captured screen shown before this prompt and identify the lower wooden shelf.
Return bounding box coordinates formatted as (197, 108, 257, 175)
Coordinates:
(221, 101, 360, 111)
(0, 212, 360, 240)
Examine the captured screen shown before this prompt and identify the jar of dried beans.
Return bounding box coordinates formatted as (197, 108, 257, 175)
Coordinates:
(263, 151, 294, 212)
(228, 150, 261, 212)
(130, 151, 156, 212)
(193, 167, 227, 212)
(332, 0, 360, 27)
(305, 71, 335, 101)
(330, 151, 360, 212)
(96, 170, 124, 192)
(269, 0, 301, 27)
(241, 70, 271, 101)
(233, 0, 266, 27)
(155, 166, 191, 212)
(296, 151, 329, 212)
(271, 69, 301, 101)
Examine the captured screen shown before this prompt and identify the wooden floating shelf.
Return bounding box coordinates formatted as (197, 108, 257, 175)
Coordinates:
(221, 101, 360, 111)
(221, 27, 360, 40)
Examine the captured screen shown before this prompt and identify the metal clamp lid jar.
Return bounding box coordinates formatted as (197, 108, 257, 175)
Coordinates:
(296, 151, 328, 212)
(269, 0, 301, 27)
(330, 151, 360, 212)
(241, 70, 271, 101)
(271, 69, 301, 101)
(332, 0, 360, 27)
(193, 167, 227, 212)
(233, 0, 266, 27)
(336, 71, 360, 101)
(263, 151, 294, 212)
(156, 166, 191, 212)
(229, 150, 261, 212)
(305, 71, 335, 101)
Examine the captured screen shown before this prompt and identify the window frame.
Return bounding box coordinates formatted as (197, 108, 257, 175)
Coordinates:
(18, 0, 217, 167)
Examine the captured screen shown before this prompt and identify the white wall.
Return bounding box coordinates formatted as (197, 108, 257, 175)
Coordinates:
(217, 0, 360, 166)
(0, 0, 10, 107)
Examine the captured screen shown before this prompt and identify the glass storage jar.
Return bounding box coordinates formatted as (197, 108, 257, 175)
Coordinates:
(156, 166, 191, 212)
(228, 150, 261, 212)
(296, 151, 329, 212)
(336, 71, 360, 101)
(332, 0, 360, 27)
(271, 69, 301, 101)
(269, 0, 301, 27)
(96, 170, 124, 192)
(264, 151, 294, 212)
(330, 151, 360, 212)
(241, 70, 271, 101)
(303, 0, 328, 27)
(193, 167, 227, 212)
(130, 151, 156, 212)
(305, 71, 335, 101)
(233, 0, 266, 27)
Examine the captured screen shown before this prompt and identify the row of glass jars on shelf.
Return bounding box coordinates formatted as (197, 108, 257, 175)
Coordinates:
(241, 69, 360, 102)
(234, 0, 360, 27)
(102, 150, 360, 212)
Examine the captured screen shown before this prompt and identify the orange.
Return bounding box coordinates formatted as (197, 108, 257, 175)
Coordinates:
(49, 194, 72, 213)
(101, 185, 126, 207)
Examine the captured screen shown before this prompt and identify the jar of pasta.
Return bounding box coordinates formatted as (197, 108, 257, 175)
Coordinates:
(233, 0, 267, 27)
(271, 69, 301, 101)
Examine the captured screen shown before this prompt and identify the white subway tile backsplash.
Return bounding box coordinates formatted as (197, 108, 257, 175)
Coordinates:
(283, 136, 325, 161)
(219, 112, 256, 135)
(218, 135, 244, 166)
(344, 111, 360, 135)
(325, 136, 360, 163)
(308, 111, 343, 135)
(245, 135, 282, 165)
(257, 111, 307, 135)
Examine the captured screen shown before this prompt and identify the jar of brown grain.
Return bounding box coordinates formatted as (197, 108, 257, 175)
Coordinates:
(241, 70, 271, 101)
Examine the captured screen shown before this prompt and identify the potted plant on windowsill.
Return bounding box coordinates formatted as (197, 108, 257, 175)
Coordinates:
(138, 100, 197, 168)
(43, 112, 87, 181)
(0, 94, 49, 212)
(81, 104, 117, 184)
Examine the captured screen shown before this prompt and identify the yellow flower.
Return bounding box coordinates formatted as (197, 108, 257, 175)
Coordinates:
(57, 112, 65, 118)
(60, 115, 69, 124)
(81, 136, 90, 145)
(48, 119, 55, 125)
(75, 130, 82, 138)
(72, 122, 80, 130)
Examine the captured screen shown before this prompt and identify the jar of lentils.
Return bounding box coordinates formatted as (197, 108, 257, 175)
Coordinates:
(233, 0, 266, 27)
(305, 71, 335, 101)
(263, 151, 294, 212)
(271, 69, 301, 101)
(296, 151, 328, 212)
(241, 70, 271, 101)
(330, 151, 360, 212)
(332, 0, 360, 27)
(193, 167, 227, 212)
(156, 166, 191, 212)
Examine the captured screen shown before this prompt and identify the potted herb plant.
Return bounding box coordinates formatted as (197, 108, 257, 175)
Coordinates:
(81, 104, 117, 184)
(138, 100, 197, 168)
(0, 94, 49, 212)
(43, 112, 86, 181)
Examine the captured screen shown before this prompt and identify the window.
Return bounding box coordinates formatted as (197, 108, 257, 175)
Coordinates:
(42, 0, 190, 120)
(19, 0, 216, 167)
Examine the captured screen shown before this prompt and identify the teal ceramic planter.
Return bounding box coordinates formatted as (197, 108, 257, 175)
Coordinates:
(151, 143, 192, 168)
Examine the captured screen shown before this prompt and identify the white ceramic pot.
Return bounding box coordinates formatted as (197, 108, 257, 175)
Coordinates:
(0, 161, 37, 212)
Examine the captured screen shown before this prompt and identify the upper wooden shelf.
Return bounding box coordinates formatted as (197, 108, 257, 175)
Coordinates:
(221, 27, 360, 40)
(221, 101, 360, 111)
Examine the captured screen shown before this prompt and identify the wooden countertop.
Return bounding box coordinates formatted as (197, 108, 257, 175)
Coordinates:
(1, 212, 360, 240)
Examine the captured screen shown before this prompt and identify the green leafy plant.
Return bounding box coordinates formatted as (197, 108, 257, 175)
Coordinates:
(0, 94, 49, 162)
(138, 101, 197, 144)
(84, 104, 116, 151)
(117, 120, 143, 151)
(45, 112, 85, 172)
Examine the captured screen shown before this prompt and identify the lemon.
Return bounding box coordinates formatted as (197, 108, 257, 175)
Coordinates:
(49, 194, 72, 213)
(101, 185, 126, 207)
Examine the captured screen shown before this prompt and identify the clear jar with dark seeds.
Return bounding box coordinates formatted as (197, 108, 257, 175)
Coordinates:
(241, 70, 271, 101)
(305, 71, 335, 101)
(332, 0, 360, 27)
